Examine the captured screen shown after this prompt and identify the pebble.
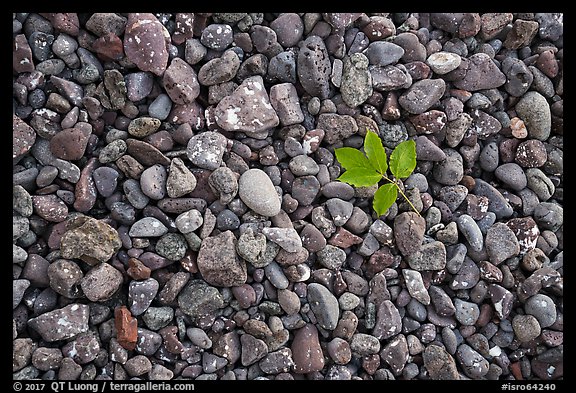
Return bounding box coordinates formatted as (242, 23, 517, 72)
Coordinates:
(307, 283, 340, 330)
(423, 344, 460, 379)
(453, 53, 506, 91)
(393, 212, 426, 257)
(512, 314, 541, 343)
(317, 245, 346, 270)
(456, 344, 489, 378)
(186, 131, 227, 171)
(49, 127, 91, 160)
(215, 75, 279, 135)
(326, 198, 353, 226)
(238, 168, 281, 217)
(407, 240, 447, 271)
(399, 78, 446, 114)
(515, 139, 548, 168)
(155, 233, 188, 261)
(166, 157, 197, 198)
(433, 148, 464, 185)
(494, 163, 527, 191)
(291, 175, 321, 205)
(363, 41, 404, 66)
(148, 94, 173, 120)
(262, 227, 302, 253)
(128, 117, 161, 138)
(80, 263, 123, 302)
(524, 294, 557, 328)
(485, 222, 520, 264)
(129, 217, 168, 237)
(123, 13, 168, 76)
(196, 230, 247, 287)
(60, 216, 121, 264)
(373, 299, 402, 340)
(454, 299, 480, 326)
(31, 195, 68, 222)
(27, 304, 89, 342)
(402, 269, 430, 305)
(140, 164, 167, 200)
(427, 51, 462, 74)
(291, 324, 325, 373)
(270, 83, 305, 126)
(473, 178, 513, 219)
(515, 91, 551, 141)
(128, 278, 159, 316)
(92, 167, 119, 197)
(297, 35, 331, 99)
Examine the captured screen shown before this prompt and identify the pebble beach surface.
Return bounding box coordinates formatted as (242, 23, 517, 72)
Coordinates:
(13, 13, 563, 381)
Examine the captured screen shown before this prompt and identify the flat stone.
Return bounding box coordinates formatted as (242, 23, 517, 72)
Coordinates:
(28, 304, 89, 342)
(215, 75, 279, 134)
(262, 227, 302, 253)
(453, 53, 506, 91)
(406, 241, 447, 271)
(32, 195, 68, 222)
(197, 230, 247, 287)
(307, 283, 340, 330)
(129, 217, 168, 237)
(398, 78, 446, 114)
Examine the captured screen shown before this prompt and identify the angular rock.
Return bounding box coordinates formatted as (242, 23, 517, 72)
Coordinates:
(166, 157, 197, 198)
(215, 75, 279, 134)
(423, 344, 460, 380)
(399, 78, 446, 115)
(80, 263, 123, 302)
(163, 57, 200, 105)
(485, 222, 520, 264)
(453, 53, 506, 91)
(60, 216, 121, 265)
(197, 231, 247, 287)
(186, 131, 227, 171)
(115, 306, 138, 350)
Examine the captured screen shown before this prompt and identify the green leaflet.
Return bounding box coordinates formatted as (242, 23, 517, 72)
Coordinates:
(373, 183, 398, 217)
(337, 167, 382, 187)
(334, 128, 420, 217)
(364, 129, 388, 175)
(334, 147, 374, 171)
(389, 139, 417, 179)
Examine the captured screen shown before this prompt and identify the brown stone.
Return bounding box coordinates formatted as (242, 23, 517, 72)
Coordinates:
(13, 114, 36, 160)
(123, 13, 169, 76)
(291, 324, 325, 374)
(115, 306, 138, 350)
(92, 32, 124, 61)
(127, 258, 151, 280)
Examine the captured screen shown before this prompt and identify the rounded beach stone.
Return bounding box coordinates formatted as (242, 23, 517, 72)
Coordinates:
(238, 169, 281, 217)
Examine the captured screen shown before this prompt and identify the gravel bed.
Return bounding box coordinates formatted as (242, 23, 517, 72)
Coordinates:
(13, 12, 563, 381)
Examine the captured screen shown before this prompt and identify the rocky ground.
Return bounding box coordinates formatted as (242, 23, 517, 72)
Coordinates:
(13, 13, 563, 381)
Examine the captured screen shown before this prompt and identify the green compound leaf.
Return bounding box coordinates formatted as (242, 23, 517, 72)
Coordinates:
(389, 139, 417, 179)
(364, 129, 388, 175)
(337, 167, 382, 188)
(373, 183, 398, 217)
(334, 147, 374, 171)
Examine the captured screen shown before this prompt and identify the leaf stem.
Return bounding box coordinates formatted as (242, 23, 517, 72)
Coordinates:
(382, 175, 422, 217)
